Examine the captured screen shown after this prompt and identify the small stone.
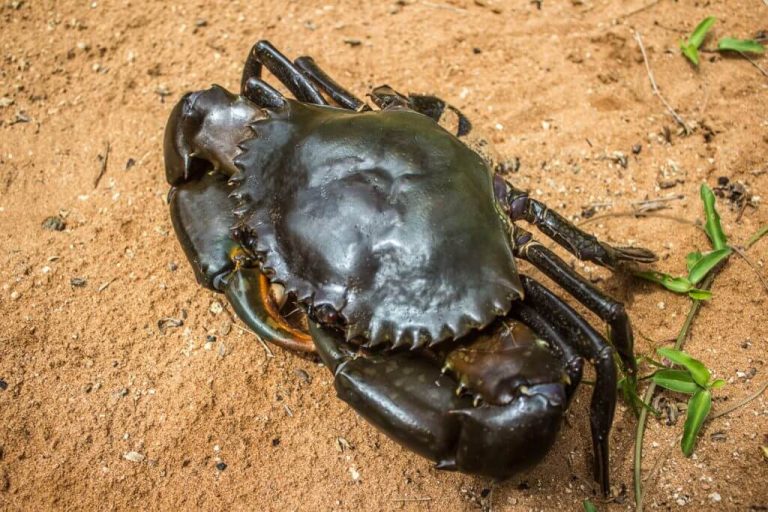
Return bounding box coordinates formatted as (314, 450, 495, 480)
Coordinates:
(123, 451, 145, 463)
(343, 38, 362, 47)
(0, 379, 8, 391)
(294, 368, 312, 384)
(0, 97, 14, 108)
(349, 466, 360, 481)
(70, 277, 87, 287)
(632, 144, 642, 154)
(215, 462, 227, 471)
(708, 492, 721, 503)
(41, 215, 66, 231)
(10, 291, 20, 301)
(209, 301, 224, 315)
(271, 438, 280, 447)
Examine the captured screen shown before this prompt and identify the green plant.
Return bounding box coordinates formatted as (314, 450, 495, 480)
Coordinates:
(651, 348, 725, 456)
(680, 16, 716, 66)
(583, 499, 598, 512)
(680, 16, 765, 66)
(636, 184, 731, 299)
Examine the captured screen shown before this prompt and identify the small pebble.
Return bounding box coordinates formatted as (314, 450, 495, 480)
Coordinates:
(123, 451, 145, 463)
(41, 215, 66, 231)
(708, 492, 721, 503)
(10, 291, 20, 301)
(215, 462, 227, 471)
(0, 379, 8, 391)
(209, 301, 224, 315)
(70, 277, 87, 287)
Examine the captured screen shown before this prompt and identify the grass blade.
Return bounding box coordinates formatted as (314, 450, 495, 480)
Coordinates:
(583, 499, 598, 512)
(717, 38, 765, 54)
(745, 225, 768, 250)
(701, 184, 728, 250)
(689, 16, 717, 49)
(652, 369, 699, 394)
(657, 348, 710, 387)
(687, 289, 712, 300)
(682, 388, 712, 456)
(687, 247, 731, 284)
(686, 251, 703, 272)
(681, 43, 700, 66)
(635, 271, 693, 294)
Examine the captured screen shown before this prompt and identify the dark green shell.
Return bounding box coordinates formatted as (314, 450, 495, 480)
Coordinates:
(232, 100, 522, 348)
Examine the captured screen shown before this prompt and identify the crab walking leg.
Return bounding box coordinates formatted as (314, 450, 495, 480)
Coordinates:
(241, 40, 327, 105)
(294, 56, 369, 111)
(241, 77, 287, 110)
(512, 305, 584, 402)
(309, 320, 569, 480)
(497, 179, 657, 268)
(519, 275, 617, 496)
(169, 172, 314, 352)
(513, 226, 636, 374)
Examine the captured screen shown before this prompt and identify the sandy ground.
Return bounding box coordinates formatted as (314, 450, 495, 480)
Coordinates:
(1, 0, 767, 510)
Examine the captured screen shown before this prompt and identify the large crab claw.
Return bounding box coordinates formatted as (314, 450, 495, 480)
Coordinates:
(309, 318, 568, 478)
(164, 85, 263, 185)
(165, 85, 313, 352)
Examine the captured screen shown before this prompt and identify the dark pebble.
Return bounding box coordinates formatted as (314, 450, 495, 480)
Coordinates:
(41, 215, 66, 231)
(481, 488, 491, 498)
(215, 462, 227, 471)
(472, 47, 482, 54)
(70, 277, 87, 287)
(717, 176, 729, 186)
(271, 438, 280, 447)
(0, 379, 7, 391)
(631, 143, 642, 154)
(125, 158, 136, 170)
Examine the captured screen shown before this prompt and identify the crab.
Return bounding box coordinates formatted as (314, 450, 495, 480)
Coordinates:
(163, 40, 656, 495)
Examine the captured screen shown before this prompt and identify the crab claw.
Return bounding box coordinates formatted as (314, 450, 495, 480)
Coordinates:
(168, 170, 313, 352)
(164, 85, 262, 185)
(310, 319, 568, 479)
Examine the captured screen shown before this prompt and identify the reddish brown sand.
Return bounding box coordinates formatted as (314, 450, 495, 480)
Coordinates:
(1, 1, 767, 510)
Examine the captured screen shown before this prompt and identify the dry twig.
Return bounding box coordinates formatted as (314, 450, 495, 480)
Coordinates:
(94, 141, 111, 188)
(633, 31, 691, 134)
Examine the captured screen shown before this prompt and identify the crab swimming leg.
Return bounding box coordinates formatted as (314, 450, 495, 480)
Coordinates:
(168, 171, 314, 352)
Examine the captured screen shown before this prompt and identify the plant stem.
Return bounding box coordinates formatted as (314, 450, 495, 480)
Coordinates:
(633, 271, 717, 512)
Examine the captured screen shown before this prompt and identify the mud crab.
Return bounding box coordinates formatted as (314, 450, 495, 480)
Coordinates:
(163, 40, 656, 494)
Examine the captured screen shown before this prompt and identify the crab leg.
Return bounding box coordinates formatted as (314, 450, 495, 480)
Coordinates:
(294, 56, 369, 111)
(241, 40, 327, 105)
(498, 180, 657, 268)
(512, 225, 636, 373)
(519, 275, 617, 496)
(169, 172, 314, 352)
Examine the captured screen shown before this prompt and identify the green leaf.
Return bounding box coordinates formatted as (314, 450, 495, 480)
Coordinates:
(620, 376, 659, 417)
(686, 251, 703, 272)
(681, 388, 712, 456)
(717, 38, 765, 54)
(681, 43, 700, 66)
(687, 288, 713, 300)
(687, 247, 732, 284)
(656, 348, 711, 388)
(701, 184, 728, 250)
(710, 379, 726, 389)
(652, 369, 700, 394)
(583, 499, 598, 512)
(635, 271, 693, 294)
(689, 16, 717, 49)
